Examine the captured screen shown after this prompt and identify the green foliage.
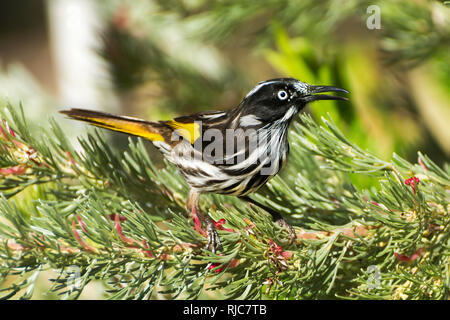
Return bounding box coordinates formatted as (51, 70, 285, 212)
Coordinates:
(0, 0, 449, 301)
(0, 104, 448, 300)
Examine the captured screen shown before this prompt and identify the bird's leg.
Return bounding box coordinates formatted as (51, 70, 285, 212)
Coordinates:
(187, 190, 222, 253)
(188, 191, 206, 236)
(239, 195, 296, 244)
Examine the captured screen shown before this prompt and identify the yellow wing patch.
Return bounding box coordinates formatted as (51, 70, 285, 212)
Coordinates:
(166, 120, 200, 144)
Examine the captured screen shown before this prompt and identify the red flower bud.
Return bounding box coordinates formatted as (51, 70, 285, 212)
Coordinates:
(0, 165, 27, 176)
(109, 214, 127, 222)
(72, 221, 97, 253)
(395, 248, 424, 262)
(213, 218, 234, 232)
(404, 176, 420, 194)
(141, 239, 155, 258)
(281, 251, 292, 259)
(66, 151, 76, 166)
(269, 239, 283, 255)
(208, 263, 223, 273)
(0, 120, 16, 139)
(115, 214, 138, 246)
(76, 214, 88, 233)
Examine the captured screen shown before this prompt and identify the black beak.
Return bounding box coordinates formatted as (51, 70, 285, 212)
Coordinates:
(302, 85, 349, 103)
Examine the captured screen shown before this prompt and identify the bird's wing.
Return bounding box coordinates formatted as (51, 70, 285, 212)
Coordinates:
(162, 110, 228, 145)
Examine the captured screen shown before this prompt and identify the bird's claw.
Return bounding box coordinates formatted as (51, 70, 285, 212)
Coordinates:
(205, 220, 223, 254)
(275, 218, 296, 245)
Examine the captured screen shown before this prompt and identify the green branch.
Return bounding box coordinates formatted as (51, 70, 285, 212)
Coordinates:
(0, 104, 448, 300)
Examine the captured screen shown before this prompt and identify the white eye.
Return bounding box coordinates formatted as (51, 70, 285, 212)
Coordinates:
(277, 90, 288, 100)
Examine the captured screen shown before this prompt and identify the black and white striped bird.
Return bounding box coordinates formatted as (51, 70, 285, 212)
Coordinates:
(61, 78, 348, 252)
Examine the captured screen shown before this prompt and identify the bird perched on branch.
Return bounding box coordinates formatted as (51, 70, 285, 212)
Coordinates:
(61, 78, 348, 253)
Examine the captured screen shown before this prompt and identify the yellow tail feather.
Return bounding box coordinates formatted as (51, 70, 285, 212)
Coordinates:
(60, 109, 164, 142)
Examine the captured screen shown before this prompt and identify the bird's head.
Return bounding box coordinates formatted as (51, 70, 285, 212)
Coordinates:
(238, 78, 348, 125)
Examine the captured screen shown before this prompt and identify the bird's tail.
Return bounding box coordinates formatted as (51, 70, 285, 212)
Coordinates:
(60, 108, 166, 142)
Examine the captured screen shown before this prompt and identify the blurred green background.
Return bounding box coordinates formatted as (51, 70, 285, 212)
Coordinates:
(0, 0, 449, 298)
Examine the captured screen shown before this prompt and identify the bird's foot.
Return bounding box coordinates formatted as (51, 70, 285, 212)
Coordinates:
(239, 195, 296, 245)
(191, 207, 224, 253)
(275, 217, 297, 245)
(205, 219, 223, 254)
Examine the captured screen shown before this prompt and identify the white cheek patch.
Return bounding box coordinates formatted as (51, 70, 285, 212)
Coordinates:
(280, 106, 298, 122)
(239, 114, 262, 126)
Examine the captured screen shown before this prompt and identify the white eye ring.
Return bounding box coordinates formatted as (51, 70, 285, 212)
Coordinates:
(277, 90, 288, 100)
